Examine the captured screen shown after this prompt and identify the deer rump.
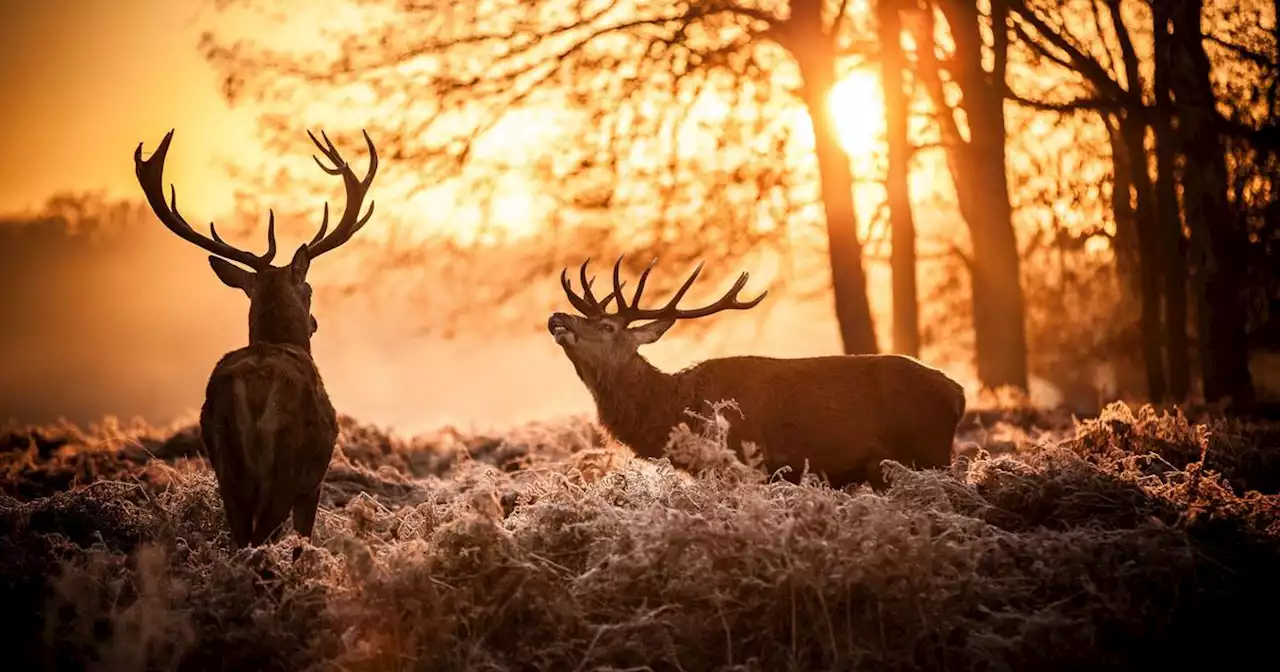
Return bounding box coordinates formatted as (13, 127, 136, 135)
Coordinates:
(200, 343, 338, 547)
(681, 354, 966, 488)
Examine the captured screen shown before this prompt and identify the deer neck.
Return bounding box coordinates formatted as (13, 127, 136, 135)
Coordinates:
(576, 354, 689, 460)
(248, 305, 312, 352)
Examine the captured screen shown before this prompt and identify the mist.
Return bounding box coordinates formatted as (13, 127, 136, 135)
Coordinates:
(0, 204, 901, 435)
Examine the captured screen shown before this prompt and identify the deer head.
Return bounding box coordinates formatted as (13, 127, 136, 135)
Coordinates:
(548, 256, 768, 378)
(134, 129, 378, 351)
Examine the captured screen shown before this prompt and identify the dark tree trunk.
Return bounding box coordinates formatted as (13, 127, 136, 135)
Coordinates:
(933, 0, 1030, 391)
(1119, 114, 1169, 401)
(1104, 1, 1168, 400)
(1150, 1, 1191, 401)
(1105, 116, 1140, 295)
(878, 0, 920, 357)
(787, 0, 879, 354)
(1169, 0, 1255, 405)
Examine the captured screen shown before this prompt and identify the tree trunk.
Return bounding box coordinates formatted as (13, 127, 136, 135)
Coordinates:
(1104, 116, 1140, 296)
(1170, 0, 1255, 405)
(1116, 113, 1169, 401)
(934, 0, 1029, 392)
(787, 0, 879, 354)
(878, 0, 920, 357)
(1150, 1, 1191, 401)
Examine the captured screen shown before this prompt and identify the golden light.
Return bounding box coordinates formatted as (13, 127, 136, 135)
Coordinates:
(828, 71, 886, 157)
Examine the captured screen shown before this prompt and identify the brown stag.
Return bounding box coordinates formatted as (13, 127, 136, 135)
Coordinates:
(548, 257, 966, 489)
(134, 128, 378, 548)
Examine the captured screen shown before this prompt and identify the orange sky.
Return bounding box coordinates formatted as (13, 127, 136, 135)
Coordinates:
(0, 0, 254, 217)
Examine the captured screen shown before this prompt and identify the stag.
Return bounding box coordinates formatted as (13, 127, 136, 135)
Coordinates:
(134, 128, 378, 547)
(548, 257, 966, 488)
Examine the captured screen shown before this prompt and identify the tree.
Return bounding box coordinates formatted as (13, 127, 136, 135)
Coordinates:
(1168, 0, 1256, 405)
(1150, 0, 1192, 401)
(202, 0, 882, 353)
(909, 0, 1031, 393)
(1006, 0, 1270, 406)
(1006, 0, 1173, 401)
(878, 0, 922, 357)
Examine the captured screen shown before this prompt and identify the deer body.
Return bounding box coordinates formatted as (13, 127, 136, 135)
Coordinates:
(135, 128, 378, 548)
(580, 353, 964, 486)
(550, 258, 965, 488)
(201, 344, 338, 546)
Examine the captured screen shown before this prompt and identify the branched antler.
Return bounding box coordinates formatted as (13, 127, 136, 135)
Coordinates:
(304, 129, 379, 260)
(135, 128, 378, 269)
(561, 255, 768, 324)
(134, 130, 278, 270)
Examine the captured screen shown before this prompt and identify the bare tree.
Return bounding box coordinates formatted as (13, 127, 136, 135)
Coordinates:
(909, 0, 1031, 393)
(878, 0, 921, 357)
(1151, 0, 1192, 401)
(202, 0, 885, 353)
(1006, 0, 1172, 401)
(1168, 0, 1256, 405)
(1007, 0, 1274, 406)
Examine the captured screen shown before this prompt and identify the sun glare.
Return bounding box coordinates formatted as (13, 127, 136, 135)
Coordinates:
(828, 71, 886, 157)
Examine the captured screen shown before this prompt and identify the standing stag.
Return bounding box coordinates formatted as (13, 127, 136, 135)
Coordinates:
(548, 257, 966, 488)
(134, 128, 378, 547)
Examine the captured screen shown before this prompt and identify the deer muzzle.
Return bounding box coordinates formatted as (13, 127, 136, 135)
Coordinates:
(547, 313, 576, 345)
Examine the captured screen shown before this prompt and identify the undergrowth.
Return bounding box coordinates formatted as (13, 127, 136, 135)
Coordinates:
(2, 401, 1279, 671)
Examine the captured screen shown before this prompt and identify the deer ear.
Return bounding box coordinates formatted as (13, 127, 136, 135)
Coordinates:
(289, 245, 310, 283)
(209, 257, 254, 296)
(630, 318, 675, 345)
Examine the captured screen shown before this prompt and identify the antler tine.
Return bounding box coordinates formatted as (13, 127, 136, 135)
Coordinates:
(659, 271, 769, 320)
(578, 258, 604, 309)
(607, 254, 656, 317)
(629, 257, 658, 312)
(134, 130, 276, 270)
(652, 261, 705, 314)
(560, 267, 601, 316)
(610, 256, 628, 310)
(304, 129, 379, 260)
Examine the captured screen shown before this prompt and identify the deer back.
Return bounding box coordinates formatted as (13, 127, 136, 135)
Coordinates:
(199, 343, 338, 508)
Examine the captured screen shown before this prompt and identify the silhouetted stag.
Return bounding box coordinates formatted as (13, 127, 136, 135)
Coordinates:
(548, 257, 966, 489)
(134, 128, 378, 548)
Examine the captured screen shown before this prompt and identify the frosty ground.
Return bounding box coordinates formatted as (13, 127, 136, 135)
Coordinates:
(3, 401, 1279, 671)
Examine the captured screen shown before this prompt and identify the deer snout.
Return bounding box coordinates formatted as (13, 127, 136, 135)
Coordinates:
(548, 313, 577, 346)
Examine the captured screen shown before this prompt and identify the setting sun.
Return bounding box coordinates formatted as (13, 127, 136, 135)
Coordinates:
(828, 71, 886, 157)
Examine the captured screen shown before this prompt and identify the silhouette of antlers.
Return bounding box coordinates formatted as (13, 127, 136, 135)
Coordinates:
(561, 256, 768, 323)
(301, 130, 378, 260)
(134, 129, 378, 270)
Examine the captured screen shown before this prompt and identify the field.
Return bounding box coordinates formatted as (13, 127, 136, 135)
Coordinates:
(4, 401, 1280, 671)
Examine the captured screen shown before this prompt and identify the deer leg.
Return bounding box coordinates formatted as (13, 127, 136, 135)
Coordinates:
(248, 492, 295, 547)
(206, 448, 253, 547)
(227, 499, 254, 548)
(292, 485, 323, 540)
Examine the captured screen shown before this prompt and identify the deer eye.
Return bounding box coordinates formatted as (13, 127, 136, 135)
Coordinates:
(599, 322, 617, 334)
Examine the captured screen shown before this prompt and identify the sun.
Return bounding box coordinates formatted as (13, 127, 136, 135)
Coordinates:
(828, 70, 886, 157)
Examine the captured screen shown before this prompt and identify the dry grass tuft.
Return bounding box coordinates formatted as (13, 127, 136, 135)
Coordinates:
(2, 401, 1279, 671)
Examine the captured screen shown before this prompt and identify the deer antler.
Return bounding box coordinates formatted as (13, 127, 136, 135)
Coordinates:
(303, 129, 379, 260)
(561, 256, 768, 324)
(134, 130, 278, 270)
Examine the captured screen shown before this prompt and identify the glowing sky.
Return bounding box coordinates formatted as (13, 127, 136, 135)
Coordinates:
(0, 0, 255, 217)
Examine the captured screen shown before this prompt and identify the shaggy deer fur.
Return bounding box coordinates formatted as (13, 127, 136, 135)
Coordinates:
(135, 129, 378, 547)
(548, 257, 965, 488)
